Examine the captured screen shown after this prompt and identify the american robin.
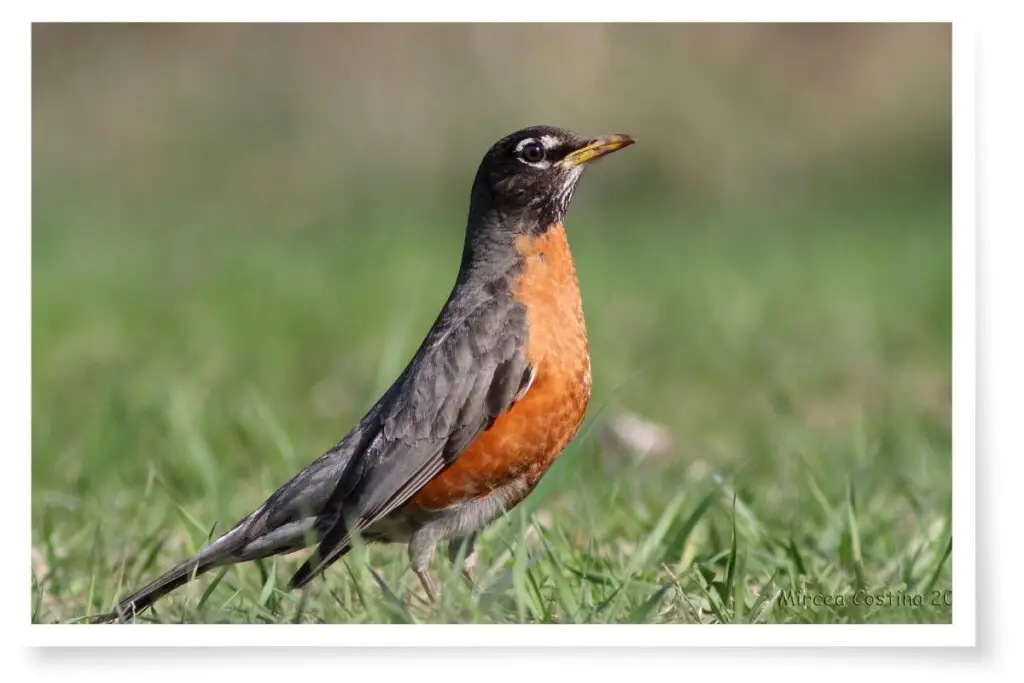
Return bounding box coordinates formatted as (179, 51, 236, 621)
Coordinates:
(93, 125, 635, 622)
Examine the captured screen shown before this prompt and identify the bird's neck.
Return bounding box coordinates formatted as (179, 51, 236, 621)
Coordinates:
(456, 209, 525, 281)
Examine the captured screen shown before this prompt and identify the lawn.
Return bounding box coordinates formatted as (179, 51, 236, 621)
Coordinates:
(31, 175, 951, 624)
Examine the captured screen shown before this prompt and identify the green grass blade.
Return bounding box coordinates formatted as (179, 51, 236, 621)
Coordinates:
(846, 480, 866, 588)
(724, 494, 739, 609)
(197, 566, 229, 612)
(747, 573, 778, 624)
(661, 483, 722, 565)
(923, 535, 953, 594)
(628, 583, 670, 623)
(366, 564, 416, 624)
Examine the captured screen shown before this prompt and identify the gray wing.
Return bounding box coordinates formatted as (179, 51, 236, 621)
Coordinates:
(287, 285, 532, 588)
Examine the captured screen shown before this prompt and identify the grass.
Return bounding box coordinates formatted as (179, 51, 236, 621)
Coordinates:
(31, 177, 952, 624)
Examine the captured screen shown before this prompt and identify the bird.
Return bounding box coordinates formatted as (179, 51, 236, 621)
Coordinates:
(91, 124, 635, 623)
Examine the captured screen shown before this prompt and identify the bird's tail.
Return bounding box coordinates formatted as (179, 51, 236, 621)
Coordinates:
(90, 523, 249, 624)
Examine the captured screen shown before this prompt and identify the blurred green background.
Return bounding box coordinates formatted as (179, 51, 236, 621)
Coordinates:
(32, 23, 951, 624)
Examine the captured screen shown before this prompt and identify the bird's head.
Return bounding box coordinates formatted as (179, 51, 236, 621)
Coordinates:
(468, 125, 635, 234)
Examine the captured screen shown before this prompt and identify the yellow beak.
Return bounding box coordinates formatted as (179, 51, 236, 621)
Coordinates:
(558, 134, 636, 168)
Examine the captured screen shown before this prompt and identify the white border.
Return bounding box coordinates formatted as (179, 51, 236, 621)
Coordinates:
(21, 2, 965, 22)
(949, 16, 976, 647)
(29, 623, 972, 648)
(16, 13, 973, 653)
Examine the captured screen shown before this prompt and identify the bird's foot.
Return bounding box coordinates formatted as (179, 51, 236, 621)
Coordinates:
(415, 569, 440, 603)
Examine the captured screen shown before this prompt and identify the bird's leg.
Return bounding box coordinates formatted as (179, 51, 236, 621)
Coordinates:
(447, 533, 478, 587)
(415, 569, 440, 603)
(461, 552, 477, 587)
(409, 528, 442, 604)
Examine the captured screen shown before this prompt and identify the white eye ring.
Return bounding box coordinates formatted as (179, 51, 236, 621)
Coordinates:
(514, 138, 549, 167)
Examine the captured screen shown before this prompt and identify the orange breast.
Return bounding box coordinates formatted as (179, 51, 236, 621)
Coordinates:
(408, 223, 591, 511)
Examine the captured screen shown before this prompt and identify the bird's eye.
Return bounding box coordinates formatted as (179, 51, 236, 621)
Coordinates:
(519, 141, 545, 163)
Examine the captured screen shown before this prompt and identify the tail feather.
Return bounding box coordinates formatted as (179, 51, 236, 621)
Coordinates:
(87, 419, 372, 622)
(287, 541, 352, 590)
(91, 525, 248, 623)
